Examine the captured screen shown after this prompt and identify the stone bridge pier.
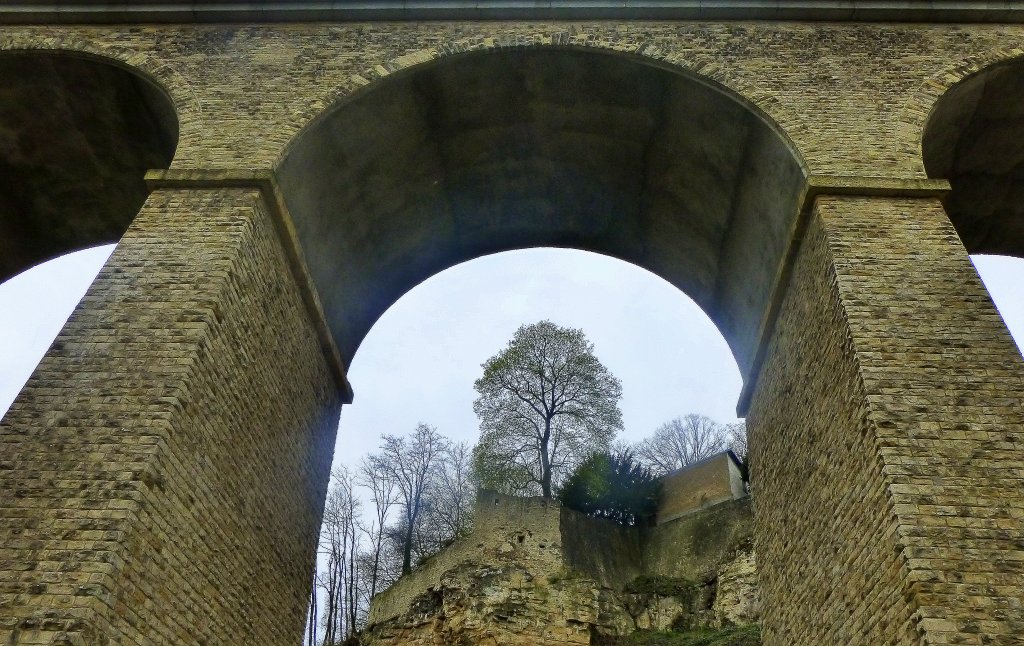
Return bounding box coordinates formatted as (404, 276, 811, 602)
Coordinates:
(1, 4, 1023, 645)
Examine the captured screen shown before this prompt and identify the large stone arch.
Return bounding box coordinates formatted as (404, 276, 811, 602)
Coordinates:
(3, 24, 1023, 646)
(922, 51, 1024, 257)
(0, 47, 179, 282)
(0, 35, 204, 159)
(273, 42, 1024, 646)
(276, 44, 808, 380)
(272, 30, 802, 174)
(897, 46, 1024, 171)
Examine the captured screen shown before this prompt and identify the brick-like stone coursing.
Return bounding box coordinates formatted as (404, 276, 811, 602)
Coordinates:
(2, 17, 1024, 646)
(749, 196, 1024, 645)
(748, 210, 919, 645)
(1, 22, 1024, 178)
(0, 188, 341, 644)
(819, 196, 1024, 645)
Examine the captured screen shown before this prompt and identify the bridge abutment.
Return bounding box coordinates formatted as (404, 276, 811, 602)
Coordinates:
(0, 185, 344, 644)
(750, 193, 1024, 645)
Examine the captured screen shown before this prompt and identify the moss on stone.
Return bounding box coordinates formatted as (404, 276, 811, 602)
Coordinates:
(624, 574, 697, 599)
(617, 624, 760, 645)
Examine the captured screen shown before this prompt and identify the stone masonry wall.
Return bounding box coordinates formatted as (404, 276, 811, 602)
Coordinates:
(656, 453, 743, 524)
(747, 211, 919, 645)
(644, 497, 753, 582)
(0, 187, 342, 644)
(561, 507, 642, 590)
(2, 17, 1024, 646)
(0, 22, 1023, 181)
(817, 196, 1024, 645)
(748, 195, 1024, 645)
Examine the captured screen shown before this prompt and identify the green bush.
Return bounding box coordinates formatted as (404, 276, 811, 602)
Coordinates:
(557, 451, 661, 526)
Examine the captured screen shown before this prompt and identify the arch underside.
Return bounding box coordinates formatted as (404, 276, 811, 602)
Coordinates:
(0, 52, 177, 282)
(925, 57, 1024, 258)
(278, 47, 806, 375)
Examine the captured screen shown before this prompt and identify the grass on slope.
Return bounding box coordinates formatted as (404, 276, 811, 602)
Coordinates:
(618, 624, 760, 646)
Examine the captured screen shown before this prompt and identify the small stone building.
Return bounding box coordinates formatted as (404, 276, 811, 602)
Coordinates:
(656, 451, 748, 525)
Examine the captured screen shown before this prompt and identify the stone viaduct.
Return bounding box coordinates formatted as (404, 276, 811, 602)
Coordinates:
(1, 2, 1023, 644)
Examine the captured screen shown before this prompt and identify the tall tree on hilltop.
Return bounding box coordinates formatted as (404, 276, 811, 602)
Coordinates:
(473, 320, 623, 498)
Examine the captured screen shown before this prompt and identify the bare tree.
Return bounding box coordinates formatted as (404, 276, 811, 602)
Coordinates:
(357, 454, 397, 600)
(355, 543, 400, 618)
(319, 467, 362, 644)
(726, 421, 748, 463)
(425, 441, 476, 545)
(306, 573, 318, 646)
(473, 320, 623, 497)
(370, 423, 448, 575)
(634, 413, 727, 475)
(311, 430, 478, 635)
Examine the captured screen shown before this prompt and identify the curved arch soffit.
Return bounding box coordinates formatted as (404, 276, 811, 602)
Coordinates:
(902, 45, 1024, 169)
(276, 35, 805, 167)
(0, 47, 180, 281)
(921, 50, 1024, 257)
(0, 38, 202, 156)
(277, 43, 808, 380)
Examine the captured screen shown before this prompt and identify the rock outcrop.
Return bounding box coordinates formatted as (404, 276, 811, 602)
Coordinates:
(363, 493, 758, 645)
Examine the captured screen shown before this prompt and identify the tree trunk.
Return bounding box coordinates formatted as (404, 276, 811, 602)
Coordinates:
(540, 423, 552, 498)
(347, 521, 358, 634)
(401, 516, 414, 575)
(306, 582, 317, 646)
(370, 525, 383, 598)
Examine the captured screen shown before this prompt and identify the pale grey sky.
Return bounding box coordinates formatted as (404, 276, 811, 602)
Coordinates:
(0, 247, 1022, 474)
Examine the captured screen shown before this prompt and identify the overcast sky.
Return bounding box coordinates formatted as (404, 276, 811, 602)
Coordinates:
(1, 247, 1022, 476)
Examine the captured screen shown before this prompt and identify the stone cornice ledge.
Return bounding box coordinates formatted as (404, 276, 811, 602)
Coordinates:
(737, 175, 951, 416)
(2, 1, 1024, 24)
(145, 168, 354, 404)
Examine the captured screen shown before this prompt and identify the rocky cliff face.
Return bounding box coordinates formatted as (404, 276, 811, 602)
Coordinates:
(363, 494, 758, 645)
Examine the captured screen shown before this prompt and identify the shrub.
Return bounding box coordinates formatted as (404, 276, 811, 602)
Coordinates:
(557, 451, 661, 526)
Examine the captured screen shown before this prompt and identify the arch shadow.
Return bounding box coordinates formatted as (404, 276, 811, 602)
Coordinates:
(277, 45, 807, 379)
(923, 54, 1024, 258)
(0, 49, 179, 282)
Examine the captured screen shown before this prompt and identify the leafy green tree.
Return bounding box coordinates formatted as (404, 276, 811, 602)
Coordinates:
(558, 451, 661, 526)
(473, 320, 623, 497)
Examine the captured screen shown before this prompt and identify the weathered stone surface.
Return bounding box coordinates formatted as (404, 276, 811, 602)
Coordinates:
(364, 494, 759, 646)
(924, 56, 1024, 257)
(0, 52, 176, 283)
(714, 547, 759, 628)
(0, 16, 1023, 646)
(748, 194, 1024, 645)
(0, 187, 342, 644)
(656, 453, 745, 524)
(644, 496, 754, 583)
